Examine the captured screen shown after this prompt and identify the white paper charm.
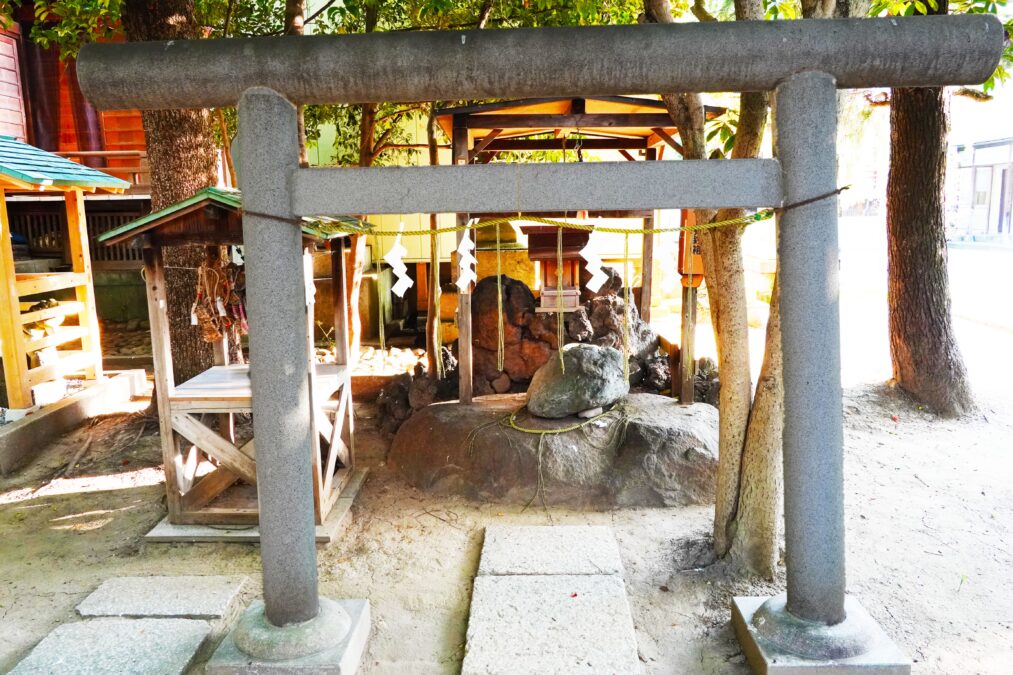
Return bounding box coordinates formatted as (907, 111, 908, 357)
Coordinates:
(580, 224, 609, 293)
(383, 223, 414, 298)
(455, 230, 477, 293)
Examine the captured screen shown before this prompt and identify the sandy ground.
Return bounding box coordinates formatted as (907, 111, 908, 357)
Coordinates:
(0, 381, 1010, 674)
(2, 226, 1012, 673)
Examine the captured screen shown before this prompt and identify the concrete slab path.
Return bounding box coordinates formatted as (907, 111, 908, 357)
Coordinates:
(462, 525, 641, 675)
(10, 617, 209, 675)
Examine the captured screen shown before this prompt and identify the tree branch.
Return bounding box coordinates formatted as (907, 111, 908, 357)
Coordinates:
(476, 0, 495, 29)
(691, 0, 717, 22)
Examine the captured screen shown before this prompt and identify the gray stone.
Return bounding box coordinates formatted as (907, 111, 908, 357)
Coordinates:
(388, 393, 717, 507)
(526, 343, 629, 418)
(478, 525, 623, 576)
(462, 575, 640, 675)
(77, 575, 249, 620)
(11, 618, 210, 675)
(732, 596, 911, 673)
(206, 599, 370, 674)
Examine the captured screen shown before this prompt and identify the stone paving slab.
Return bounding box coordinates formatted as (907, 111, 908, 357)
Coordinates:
(11, 618, 210, 675)
(478, 525, 624, 576)
(462, 574, 640, 675)
(77, 575, 249, 620)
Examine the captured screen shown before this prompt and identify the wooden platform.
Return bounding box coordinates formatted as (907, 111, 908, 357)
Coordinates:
(171, 363, 346, 409)
(145, 468, 368, 544)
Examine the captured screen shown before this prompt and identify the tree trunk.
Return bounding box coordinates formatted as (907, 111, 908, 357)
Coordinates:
(285, 0, 308, 165)
(729, 274, 783, 577)
(342, 5, 380, 363)
(426, 108, 441, 376)
(887, 84, 974, 416)
(123, 0, 219, 385)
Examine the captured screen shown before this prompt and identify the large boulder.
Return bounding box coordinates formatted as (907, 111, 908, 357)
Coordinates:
(388, 393, 718, 507)
(526, 343, 629, 418)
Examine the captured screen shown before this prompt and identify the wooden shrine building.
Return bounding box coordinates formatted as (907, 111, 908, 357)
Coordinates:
(100, 187, 368, 525)
(0, 135, 129, 409)
(434, 96, 721, 403)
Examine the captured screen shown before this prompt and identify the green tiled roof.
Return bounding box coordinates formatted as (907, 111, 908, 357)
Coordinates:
(98, 186, 372, 244)
(0, 136, 131, 191)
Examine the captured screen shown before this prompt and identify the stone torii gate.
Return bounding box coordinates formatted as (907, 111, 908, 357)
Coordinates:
(79, 15, 1002, 673)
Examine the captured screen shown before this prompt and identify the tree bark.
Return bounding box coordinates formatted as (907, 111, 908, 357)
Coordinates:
(729, 273, 783, 577)
(123, 0, 219, 385)
(285, 0, 308, 165)
(887, 84, 974, 416)
(426, 108, 441, 376)
(343, 4, 381, 362)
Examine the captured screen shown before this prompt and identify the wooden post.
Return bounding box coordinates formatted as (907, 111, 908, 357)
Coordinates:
(64, 189, 103, 380)
(453, 120, 473, 404)
(331, 239, 350, 366)
(142, 245, 183, 518)
(0, 190, 31, 408)
(679, 285, 697, 403)
(639, 147, 657, 322)
(679, 210, 699, 404)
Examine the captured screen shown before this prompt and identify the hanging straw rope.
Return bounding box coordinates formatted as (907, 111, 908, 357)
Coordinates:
(556, 222, 565, 371)
(433, 224, 444, 379)
(622, 232, 631, 382)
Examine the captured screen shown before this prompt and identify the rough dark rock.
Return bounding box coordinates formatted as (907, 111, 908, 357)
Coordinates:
(566, 307, 594, 342)
(526, 344, 629, 418)
(694, 357, 720, 407)
(641, 356, 671, 392)
(388, 393, 718, 507)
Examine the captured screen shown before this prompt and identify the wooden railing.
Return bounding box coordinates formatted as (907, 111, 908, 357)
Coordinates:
(56, 150, 151, 194)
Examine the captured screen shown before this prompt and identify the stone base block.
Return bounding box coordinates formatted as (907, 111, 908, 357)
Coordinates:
(732, 596, 911, 674)
(206, 599, 369, 674)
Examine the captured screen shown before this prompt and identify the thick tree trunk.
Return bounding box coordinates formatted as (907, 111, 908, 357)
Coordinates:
(123, 0, 219, 385)
(887, 85, 974, 416)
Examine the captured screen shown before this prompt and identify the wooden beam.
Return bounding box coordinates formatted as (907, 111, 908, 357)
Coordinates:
(180, 466, 240, 512)
(143, 247, 183, 517)
(464, 113, 677, 129)
(61, 194, 101, 381)
(170, 411, 259, 485)
(619, 150, 637, 162)
(649, 127, 683, 155)
(469, 128, 502, 161)
(640, 148, 657, 323)
(453, 123, 473, 404)
(19, 301, 85, 326)
(331, 240, 350, 366)
(0, 190, 31, 407)
(479, 138, 649, 152)
(14, 272, 89, 297)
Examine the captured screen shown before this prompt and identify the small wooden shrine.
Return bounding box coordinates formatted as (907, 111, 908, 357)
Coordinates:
(100, 187, 366, 525)
(0, 135, 129, 409)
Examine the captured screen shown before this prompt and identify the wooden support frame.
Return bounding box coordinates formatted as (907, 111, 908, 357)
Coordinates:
(454, 119, 474, 404)
(141, 237, 355, 526)
(1, 187, 103, 409)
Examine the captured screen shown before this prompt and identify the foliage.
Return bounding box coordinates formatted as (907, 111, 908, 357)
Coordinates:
(705, 107, 739, 157)
(869, 0, 1012, 91)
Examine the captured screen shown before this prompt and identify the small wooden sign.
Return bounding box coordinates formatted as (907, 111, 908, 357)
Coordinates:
(678, 210, 704, 288)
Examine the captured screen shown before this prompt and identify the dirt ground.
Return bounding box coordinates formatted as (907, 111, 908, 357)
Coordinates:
(1, 376, 1011, 674)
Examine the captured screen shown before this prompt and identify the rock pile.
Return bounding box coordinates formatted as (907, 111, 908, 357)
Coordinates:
(389, 393, 719, 507)
(470, 275, 671, 395)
